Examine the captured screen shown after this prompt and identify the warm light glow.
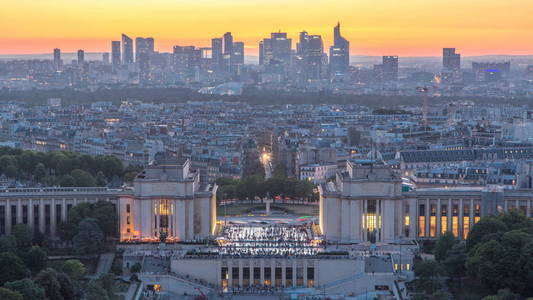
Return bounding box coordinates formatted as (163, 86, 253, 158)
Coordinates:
(463, 216, 470, 238)
(452, 216, 459, 237)
(430, 216, 436, 237)
(441, 216, 447, 234)
(1, 0, 532, 56)
(418, 216, 425, 237)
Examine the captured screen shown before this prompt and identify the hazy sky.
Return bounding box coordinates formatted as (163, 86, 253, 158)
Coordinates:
(1, 0, 532, 56)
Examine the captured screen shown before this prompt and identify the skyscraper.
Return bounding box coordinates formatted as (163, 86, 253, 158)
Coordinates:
(296, 32, 325, 80)
(329, 22, 350, 77)
(223, 32, 233, 56)
(77, 49, 85, 65)
(382, 56, 399, 81)
(211, 38, 223, 68)
(135, 37, 154, 62)
(222, 32, 233, 71)
(232, 42, 244, 66)
(111, 41, 121, 67)
(138, 52, 151, 83)
(122, 34, 134, 64)
(259, 32, 292, 66)
(53, 48, 61, 70)
(443, 48, 461, 72)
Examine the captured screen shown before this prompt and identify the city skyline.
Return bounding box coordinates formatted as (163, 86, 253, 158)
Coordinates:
(1, 0, 533, 56)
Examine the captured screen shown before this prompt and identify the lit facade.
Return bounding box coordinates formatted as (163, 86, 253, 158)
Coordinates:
(319, 160, 533, 242)
(119, 158, 217, 242)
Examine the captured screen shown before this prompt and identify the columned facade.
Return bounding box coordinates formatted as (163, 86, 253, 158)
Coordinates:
(320, 161, 404, 243)
(0, 187, 119, 237)
(119, 158, 217, 242)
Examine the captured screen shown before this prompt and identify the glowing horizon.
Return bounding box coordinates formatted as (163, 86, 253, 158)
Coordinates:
(1, 0, 533, 57)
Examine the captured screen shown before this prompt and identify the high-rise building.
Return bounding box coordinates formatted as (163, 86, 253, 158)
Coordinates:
(138, 52, 151, 83)
(232, 42, 244, 66)
(122, 34, 134, 64)
(329, 22, 350, 77)
(53, 48, 61, 70)
(211, 38, 223, 67)
(135, 37, 155, 62)
(382, 56, 399, 81)
(259, 32, 292, 66)
(77, 49, 85, 65)
(296, 31, 325, 80)
(102, 52, 110, 64)
(111, 41, 121, 66)
(222, 32, 233, 71)
(472, 61, 511, 82)
(443, 48, 461, 72)
(173, 45, 202, 76)
(223, 32, 233, 56)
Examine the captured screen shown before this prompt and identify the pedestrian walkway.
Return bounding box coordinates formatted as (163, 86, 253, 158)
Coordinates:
(87, 252, 115, 279)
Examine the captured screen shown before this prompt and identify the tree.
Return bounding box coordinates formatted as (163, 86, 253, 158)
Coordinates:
(35, 268, 63, 300)
(91, 201, 117, 237)
(32, 230, 47, 248)
(56, 272, 77, 300)
(466, 239, 506, 293)
(0, 252, 28, 285)
(33, 163, 47, 182)
(84, 281, 110, 300)
(442, 242, 467, 279)
(0, 287, 23, 300)
(61, 260, 86, 280)
(272, 164, 287, 179)
(98, 273, 115, 298)
(12, 224, 32, 249)
(95, 171, 107, 187)
(434, 231, 456, 262)
(413, 259, 442, 294)
(70, 169, 96, 187)
(59, 175, 76, 187)
(520, 241, 533, 296)
(72, 218, 105, 255)
(3, 279, 46, 300)
(22, 246, 47, 275)
(481, 289, 521, 300)
(0, 235, 17, 253)
(4, 165, 17, 178)
(466, 216, 507, 251)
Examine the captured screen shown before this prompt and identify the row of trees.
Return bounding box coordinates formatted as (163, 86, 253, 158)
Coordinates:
(216, 164, 317, 202)
(2, 86, 532, 108)
(0, 147, 141, 187)
(0, 221, 116, 300)
(413, 210, 533, 299)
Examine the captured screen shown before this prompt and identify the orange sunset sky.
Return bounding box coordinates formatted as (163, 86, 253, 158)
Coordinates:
(1, 0, 533, 56)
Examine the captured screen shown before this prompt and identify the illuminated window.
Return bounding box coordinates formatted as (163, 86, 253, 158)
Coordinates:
(430, 216, 436, 237)
(441, 216, 448, 234)
(463, 216, 470, 238)
(418, 216, 426, 237)
(474, 216, 480, 223)
(367, 214, 377, 231)
(452, 216, 459, 237)
(418, 204, 426, 237)
(404, 216, 410, 226)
